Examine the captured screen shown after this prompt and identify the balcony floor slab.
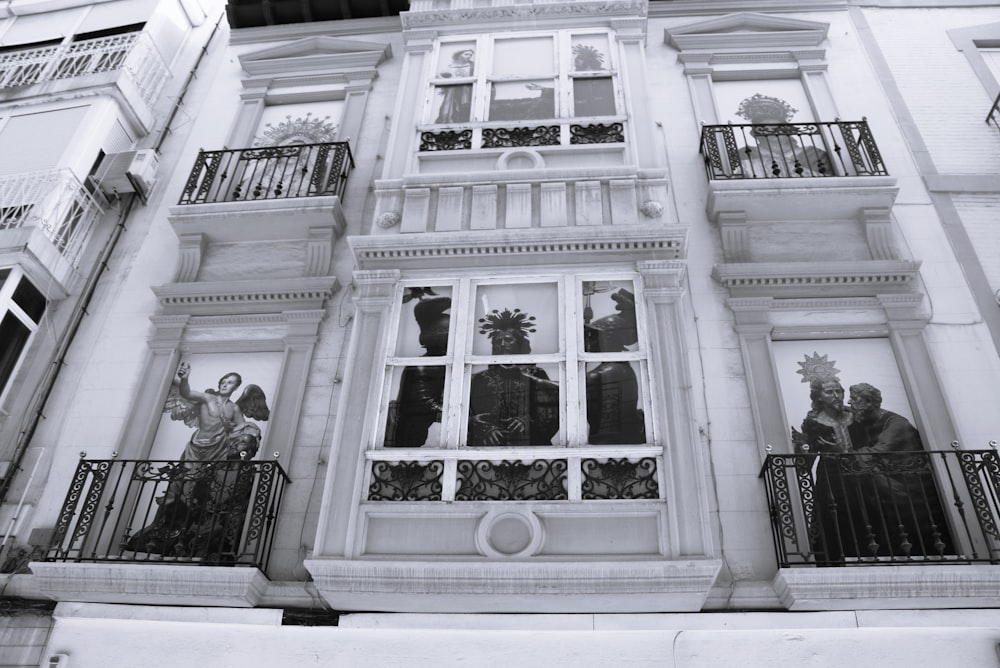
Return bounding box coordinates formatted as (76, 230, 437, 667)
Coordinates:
(29, 562, 269, 607)
(774, 564, 1000, 610)
(706, 176, 899, 223)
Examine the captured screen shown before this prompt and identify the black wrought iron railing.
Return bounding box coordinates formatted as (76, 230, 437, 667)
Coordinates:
(178, 142, 354, 205)
(761, 449, 1000, 568)
(700, 120, 888, 180)
(43, 458, 289, 574)
(988, 90, 1000, 131)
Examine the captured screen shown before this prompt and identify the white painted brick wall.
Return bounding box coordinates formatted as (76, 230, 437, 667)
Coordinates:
(863, 7, 1000, 174)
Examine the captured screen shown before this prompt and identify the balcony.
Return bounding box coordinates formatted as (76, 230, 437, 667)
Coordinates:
(0, 169, 106, 294)
(699, 120, 898, 226)
(31, 457, 289, 606)
(761, 448, 1000, 609)
(169, 142, 353, 257)
(0, 32, 169, 130)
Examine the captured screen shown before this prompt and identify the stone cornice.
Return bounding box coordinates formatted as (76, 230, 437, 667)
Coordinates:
(651, 1, 846, 20)
(401, 0, 647, 32)
(713, 260, 921, 298)
(152, 277, 340, 316)
(350, 227, 688, 271)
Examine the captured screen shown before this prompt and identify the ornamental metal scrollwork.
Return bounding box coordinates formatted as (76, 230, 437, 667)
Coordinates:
(456, 459, 567, 501)
(420, 129, 473, 151)
(481, 125, 560, 149)
(580, 457, 658, 500)
(369, 460, 444, 501)
(569, 123, 624, 145)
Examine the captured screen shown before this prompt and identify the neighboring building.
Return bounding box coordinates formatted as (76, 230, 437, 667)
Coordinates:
(0, 0, 997, 665)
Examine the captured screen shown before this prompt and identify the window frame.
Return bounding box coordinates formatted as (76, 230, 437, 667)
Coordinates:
(375, 272, 656, 454)
(421, 29, 627, 149)
(0, 267, 46, 405)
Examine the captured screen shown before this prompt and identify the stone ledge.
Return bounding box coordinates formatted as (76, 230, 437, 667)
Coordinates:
(168, 196, 347, 243)
(773, 565, 1000, 610)
(305, 558, 723, 613)
(28, 562, 269, 608)
(706, 176, 899, 223)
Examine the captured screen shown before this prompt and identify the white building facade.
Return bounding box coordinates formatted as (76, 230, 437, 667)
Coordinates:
(0, 0, 998, 665)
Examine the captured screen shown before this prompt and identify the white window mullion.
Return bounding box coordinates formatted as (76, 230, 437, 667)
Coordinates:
(448, 278, 473, 449)
(441, 458, 458, 500)
(563, 275, 582, 447)
(567, 455, 582, 500)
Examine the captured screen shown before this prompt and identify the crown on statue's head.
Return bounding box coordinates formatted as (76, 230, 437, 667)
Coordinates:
(735, 93, 798, 124)
(478, 308, 536, 340)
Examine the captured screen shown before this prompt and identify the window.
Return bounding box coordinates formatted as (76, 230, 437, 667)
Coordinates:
(0, 268, 46, 400)
(422, 31, 624, 150)
(380, 275, 651, 450)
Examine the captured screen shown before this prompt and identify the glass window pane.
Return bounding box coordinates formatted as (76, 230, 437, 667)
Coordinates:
(573, 77, 616, 117)
(585, 361, 646, 444)
(489, 80, 555, 121)
(492, 37, 553, 77)
(0, 312, 30, 393)
(472, 283, 559, 356)
(582, 282, 638, 353)
(433, 84, 474, 124)
(468, 363, 560, 446)
(383, 365, 447, 448)
(571, 36, 610, 72)
(12, 276, 45, 323)
(436, 43, 476, 79)
(395, 286, 452, 357)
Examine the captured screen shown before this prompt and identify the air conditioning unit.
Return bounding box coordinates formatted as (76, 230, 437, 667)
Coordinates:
(94, 149, 159, 201)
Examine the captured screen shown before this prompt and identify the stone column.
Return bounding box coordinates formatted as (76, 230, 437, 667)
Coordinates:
(638, 260, 713, 558)
(312, 269, 399, 558)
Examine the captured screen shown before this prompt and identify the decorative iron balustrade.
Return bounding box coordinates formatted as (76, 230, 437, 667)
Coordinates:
(44, 458, 289, 574)
(761, 449, 1000, 568)
(570, 122, 624, 145)
(481, 125, 560, 149)
(456, 459, 568, 501)
(369, 460, 444, 501)
(420, 129, 473, 151)
(0, 33, 168, 107)
(420, 122, 626, 151)
(700, 120, 888, 180)
(178, 142, 354, 205)
(0, 169, 106, 265)
(581, 457, 658, 500)
(368, 455, 658, 502)
(988, 91, 1000, 132)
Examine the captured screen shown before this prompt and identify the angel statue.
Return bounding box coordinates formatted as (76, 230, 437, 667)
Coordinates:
(164, 363, 270, 462)
(125, 363, 269, 560)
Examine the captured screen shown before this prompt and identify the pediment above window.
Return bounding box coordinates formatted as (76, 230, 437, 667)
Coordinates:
(238, 36, 392, 78)
(665, 12, 829, 52)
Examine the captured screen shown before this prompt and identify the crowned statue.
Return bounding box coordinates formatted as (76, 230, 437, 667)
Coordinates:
(734, 93, 830, 178)
(468, 308, 560, 447)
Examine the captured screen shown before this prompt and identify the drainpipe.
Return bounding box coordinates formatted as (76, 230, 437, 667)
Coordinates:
(0, 11, 225, 511)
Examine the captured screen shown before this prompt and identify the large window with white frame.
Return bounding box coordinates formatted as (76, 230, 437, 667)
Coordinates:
(369, 274, 661, 502)
(0, 267, 46, 402)
(420, 30, 625, 151)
